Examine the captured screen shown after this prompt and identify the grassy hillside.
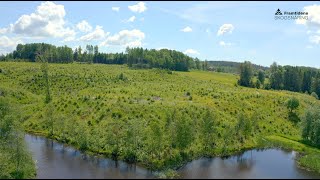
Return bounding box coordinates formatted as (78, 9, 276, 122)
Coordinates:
(0, 62, 319, 175)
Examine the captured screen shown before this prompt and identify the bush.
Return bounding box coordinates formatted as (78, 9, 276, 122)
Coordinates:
(255, 79, 261, 89)
(118, 73, 128, 81)
(311, 92, 319, 100)
(286, 97, 299, 113)
(288, 111, 300, 123)
(167, 70, 173, 74)
(264, 82, 271, 90)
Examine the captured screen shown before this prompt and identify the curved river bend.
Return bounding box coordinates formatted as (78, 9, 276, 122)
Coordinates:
(25, 134, 320, 179)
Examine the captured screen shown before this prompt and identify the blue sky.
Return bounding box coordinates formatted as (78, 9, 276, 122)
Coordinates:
(0, 1, 319, 68)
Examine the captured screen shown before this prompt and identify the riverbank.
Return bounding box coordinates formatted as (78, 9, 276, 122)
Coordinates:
(25, 130, 320, 179)
(24, 132, 320, 179)
(263, 135, 320, 174)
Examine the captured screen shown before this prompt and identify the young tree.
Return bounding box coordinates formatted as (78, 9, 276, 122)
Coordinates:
(302, 106, 320, 147)
(147, 120, 163, 160)
(235, 113, 252, 143)
(45, 103, 54, 137)
(36, 51, 52, 103)
(0, 98, 35, 178)
(258, 70, 265, 85)
(286, 97, 300, 123)
(255, 79, 261, 89)
(201, 108, 216, 150)
(238, 61, 253, 87)
(286, 97, 300, 113)
(269, 62, 284, 90)
(302, 108, 313, 141)
(175, 111, 193, 151)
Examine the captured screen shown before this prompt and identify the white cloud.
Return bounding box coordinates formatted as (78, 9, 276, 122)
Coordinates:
(0, 36, 23, 54)
(309, 35, 320, 44)
(0, 28, 7, 34)
(127, 16, 136, 22)
(219, 41, 233, 47)
(4, 1, 75, 40)
(76, 20, 92, 33)
(128, 2, 147, 13)
(112, 7, 120, 12)
(306, 45, 313, 49)
(181, 26, 192, 32)
(100, 29, 145, 47)
(296, 4, 320, 28)
(217, 24, 234, 36)
(184, 49, 199, 55)
(206, 28, 210, 33)
(79, 25, 109, 41)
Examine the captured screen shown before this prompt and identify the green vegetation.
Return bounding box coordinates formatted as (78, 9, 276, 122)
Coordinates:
(0, 97, 36, 179)
(238, 61, 253, 87)
(286, 97, 300, 123)
(1, 43, 197, 71)
(1, 61, 320, 176)
(239, 61, 320, 99)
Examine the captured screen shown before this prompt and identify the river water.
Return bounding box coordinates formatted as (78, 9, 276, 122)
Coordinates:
(25, 134, 320, 179)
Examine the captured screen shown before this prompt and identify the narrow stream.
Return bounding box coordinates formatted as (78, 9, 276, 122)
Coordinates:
(25, 134, 320, 179)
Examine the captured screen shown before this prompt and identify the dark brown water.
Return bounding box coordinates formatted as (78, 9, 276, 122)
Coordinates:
(25, 134, 320, 179)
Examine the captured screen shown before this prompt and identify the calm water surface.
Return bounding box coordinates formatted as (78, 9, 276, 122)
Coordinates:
(24, 134, 154, 179)
(25, 134, 320, 179)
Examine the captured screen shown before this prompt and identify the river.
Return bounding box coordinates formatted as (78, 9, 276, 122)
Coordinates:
(25, 134, 320, 179)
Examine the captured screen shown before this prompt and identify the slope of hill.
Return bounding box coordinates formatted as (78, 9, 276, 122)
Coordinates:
(0, 62, 319, 175)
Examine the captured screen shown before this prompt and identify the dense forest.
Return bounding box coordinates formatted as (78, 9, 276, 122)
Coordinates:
(0, 43, 197, 71)
(238, 61, 320, 99)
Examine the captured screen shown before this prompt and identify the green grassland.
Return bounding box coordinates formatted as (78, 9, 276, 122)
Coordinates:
(0, 62, 320, 176)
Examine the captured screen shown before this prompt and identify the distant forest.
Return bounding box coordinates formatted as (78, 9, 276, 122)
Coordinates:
(0, 43, 203, 71)
(0, 43, 269, 73)
(207, 61, 268, 74)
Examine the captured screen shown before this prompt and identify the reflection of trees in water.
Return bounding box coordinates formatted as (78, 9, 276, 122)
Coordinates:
(43, 138, 55, 162)
(235, 150, 255, 172)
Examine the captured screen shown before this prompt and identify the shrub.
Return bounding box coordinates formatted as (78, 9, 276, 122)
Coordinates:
(286, 97, 299, 113)
(118, 73, 128, 81)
